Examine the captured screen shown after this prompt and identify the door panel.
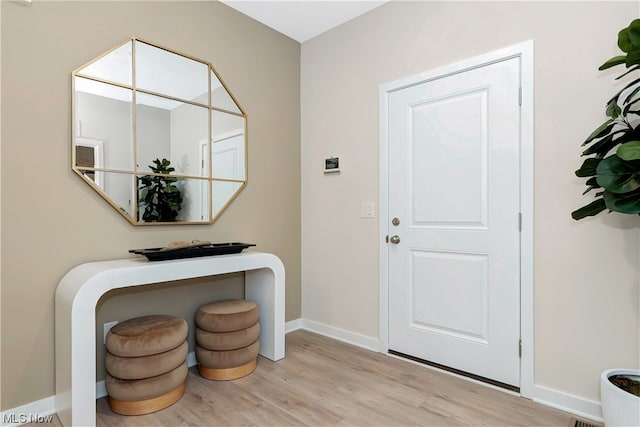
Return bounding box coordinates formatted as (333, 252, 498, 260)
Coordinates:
(388, 57, 521, 387)
(410, 250, 489, 343)
(410, 89, 488, 227)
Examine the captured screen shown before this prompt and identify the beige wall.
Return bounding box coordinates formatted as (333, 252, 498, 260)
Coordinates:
(301, 1, 639, 402)
(1, 1, 300, 410)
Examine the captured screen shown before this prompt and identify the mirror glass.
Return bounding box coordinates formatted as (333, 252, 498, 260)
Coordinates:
(135, 41, 208, 103)
(72, 38, 247, 224)
(78, 42, 132, 86)
(103, 172, 136, 221)
(211, 70, 241, 113)
(212, 180, 244, 218)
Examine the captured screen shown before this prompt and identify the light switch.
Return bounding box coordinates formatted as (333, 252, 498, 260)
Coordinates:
(360, 202, 375, 218)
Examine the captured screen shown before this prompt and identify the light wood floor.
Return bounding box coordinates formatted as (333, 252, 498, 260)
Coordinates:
(42, 330, 589, 426)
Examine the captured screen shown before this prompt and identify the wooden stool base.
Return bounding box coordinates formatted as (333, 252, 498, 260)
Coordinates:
(108, 382, 185, 416)
(198, 358, 257, 381)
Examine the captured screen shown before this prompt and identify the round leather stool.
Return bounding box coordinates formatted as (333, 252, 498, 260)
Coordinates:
(195, 299, 260, 380)
(105, 315, 188, 415)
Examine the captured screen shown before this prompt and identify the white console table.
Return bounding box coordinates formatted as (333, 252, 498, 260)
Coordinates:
(55, 251, 285, 427)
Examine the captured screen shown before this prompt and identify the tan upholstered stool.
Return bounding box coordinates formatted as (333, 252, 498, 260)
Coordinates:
(105, 315, 188, 415)
(195, 299, 259, 332)
(195, 322, 260, 351)
(195, 299, 260, 380)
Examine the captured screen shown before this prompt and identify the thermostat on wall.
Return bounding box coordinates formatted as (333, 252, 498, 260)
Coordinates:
(324, 156, 341, 173)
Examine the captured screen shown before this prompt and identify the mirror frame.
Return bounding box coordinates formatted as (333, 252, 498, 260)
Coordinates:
(71, 36, 247, 225)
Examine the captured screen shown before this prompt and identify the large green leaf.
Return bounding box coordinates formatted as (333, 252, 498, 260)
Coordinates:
(608, 77, 640, 107)
(600, 55, 627, 70)
(582, 133, 621, 156)
(619, 28, 634, 53)
(623, 97, 640, 114)
(604, 189, 640, 214)
(575, 158, 600, 177)
(582, 124, 640, 157)
(616, 141, 640, 160)
(582, 177, 601, 195)
(571, 198, 607, 220)
(583, 119, 615, 145)
(596, 154, 640, 193)
(623, 82, 640, 104)
(628, 19, 640, 46)
(626, 48, 640, 67)
(606, 99, 622, 118)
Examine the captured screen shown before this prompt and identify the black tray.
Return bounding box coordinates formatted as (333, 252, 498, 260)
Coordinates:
(129, 242, 256, 261)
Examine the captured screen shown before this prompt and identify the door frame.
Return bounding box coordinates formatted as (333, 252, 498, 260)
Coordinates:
(378, 41, 534, 398)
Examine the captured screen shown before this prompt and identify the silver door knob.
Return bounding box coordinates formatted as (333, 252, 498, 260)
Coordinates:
(390, 235, 400, 244)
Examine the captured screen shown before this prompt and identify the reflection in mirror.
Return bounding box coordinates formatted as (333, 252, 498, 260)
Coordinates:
(212, 180, 244, 219)
(74, 77, 133, 172)
(137, 173, 210, 223)
(75, 138, 104, 189)
(136, 41, 208, 103)
(180, 177, 211, 222)
(98, 172, 136, 221)
(136, 93, 209, 177)
(137, 160, 182, 223)
(211, 112, 246, 181)
(77, 41, 132, 86)
(72, 37, 246, 225)
(211, 70, 241, 113)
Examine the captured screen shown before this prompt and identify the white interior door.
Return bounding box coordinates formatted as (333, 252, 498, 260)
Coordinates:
(387, 57, 521, 387)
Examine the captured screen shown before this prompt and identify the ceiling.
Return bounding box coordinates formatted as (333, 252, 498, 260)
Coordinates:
(219, 1, 388, 43)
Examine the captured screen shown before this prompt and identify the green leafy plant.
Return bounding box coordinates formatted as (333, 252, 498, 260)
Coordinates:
(138, 158, 183, 222)
(573, 19, 640, 220)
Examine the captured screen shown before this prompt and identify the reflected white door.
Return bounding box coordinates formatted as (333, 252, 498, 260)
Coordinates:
(200, 131, 245, 220)
(211, 132, 244, 215)
(388, 57, 521, 387)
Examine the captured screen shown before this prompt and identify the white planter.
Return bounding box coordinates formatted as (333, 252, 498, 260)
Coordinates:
(601, 369, 640, 427)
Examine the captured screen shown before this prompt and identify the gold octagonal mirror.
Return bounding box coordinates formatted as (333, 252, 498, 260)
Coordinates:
(72, 37, 247, 224)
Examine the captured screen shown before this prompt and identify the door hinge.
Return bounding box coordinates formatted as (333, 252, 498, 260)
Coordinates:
(519, 339, 522, 358)
(518, 87, 522, 106)
(518, 213, 522, 232)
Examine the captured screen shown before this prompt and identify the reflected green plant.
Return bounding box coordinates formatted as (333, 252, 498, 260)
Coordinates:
(138, 158, 183, 222)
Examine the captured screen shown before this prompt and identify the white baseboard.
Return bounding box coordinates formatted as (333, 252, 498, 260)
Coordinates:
(96, 379, 107, 400)
(294, 318, 380, 352)
(1, 319, 604, 426)
(285, 318, 304, 333)
(186, 350, 197, 368)
(532, 385, 603, 422)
